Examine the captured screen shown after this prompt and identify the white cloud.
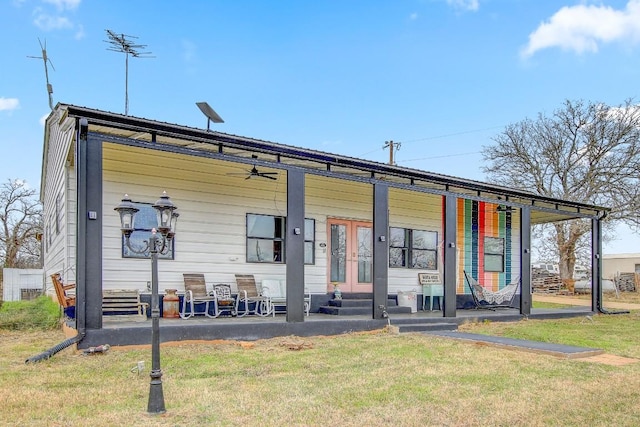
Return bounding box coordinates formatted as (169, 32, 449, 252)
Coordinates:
(410, 12, 419, 20)
(446, 0, 479, 12)
(33, 8, 73, 31)
(521, 0, 640, 58)
(39, 113, 50, 126)
(0, 97, 20, 112)
(42, 0, 81, 11)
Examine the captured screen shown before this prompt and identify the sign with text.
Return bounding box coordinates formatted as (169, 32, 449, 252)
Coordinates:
(418, 273, 441, 285)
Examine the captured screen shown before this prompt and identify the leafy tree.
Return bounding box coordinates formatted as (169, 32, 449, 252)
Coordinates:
(482, 99, 640, 279)
(0, 179, 43, 269)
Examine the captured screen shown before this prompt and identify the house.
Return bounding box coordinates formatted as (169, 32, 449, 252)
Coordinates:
(602, 253, 640, 280)
(40, 104, 609, 347)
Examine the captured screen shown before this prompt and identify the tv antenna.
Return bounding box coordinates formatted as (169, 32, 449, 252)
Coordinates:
(105, 29, 154, 115)
(27, 38, 55, 111)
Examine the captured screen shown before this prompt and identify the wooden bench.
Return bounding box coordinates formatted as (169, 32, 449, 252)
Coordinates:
(102, 290, 148, 317)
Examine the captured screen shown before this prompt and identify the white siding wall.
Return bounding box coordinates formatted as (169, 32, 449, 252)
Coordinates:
(388, 188, 443, 293)
(42, 112, 76, 286)
(103, 143, 332, 292)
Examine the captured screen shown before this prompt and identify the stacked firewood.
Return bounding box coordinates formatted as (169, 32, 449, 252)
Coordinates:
(614, 273, 637, 292)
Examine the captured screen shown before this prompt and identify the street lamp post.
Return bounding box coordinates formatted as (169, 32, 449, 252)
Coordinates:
(114, 191, 178, 415)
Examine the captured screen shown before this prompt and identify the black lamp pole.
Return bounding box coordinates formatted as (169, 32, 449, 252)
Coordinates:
(114, 192, 178, 415)
(147, 230, 165, 414)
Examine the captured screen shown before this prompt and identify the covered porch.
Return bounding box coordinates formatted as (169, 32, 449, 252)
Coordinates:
(41, 104, 610, 349)
(76, 303, 593, 348)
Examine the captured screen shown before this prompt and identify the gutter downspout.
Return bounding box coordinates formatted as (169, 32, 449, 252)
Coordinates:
(594, 211, 629, 315)
(25, 330, 85, 364)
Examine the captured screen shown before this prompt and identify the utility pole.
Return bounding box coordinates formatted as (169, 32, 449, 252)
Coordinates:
(383, 140, 401, 165)
(28, 38, 55, 111)
(105, 30, 154, 115)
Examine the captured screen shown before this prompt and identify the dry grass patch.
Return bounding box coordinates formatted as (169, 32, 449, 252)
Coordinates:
(2, 321, 640, 426)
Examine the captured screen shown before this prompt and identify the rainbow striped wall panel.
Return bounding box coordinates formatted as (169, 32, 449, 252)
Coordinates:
(456, 199, 520, 293)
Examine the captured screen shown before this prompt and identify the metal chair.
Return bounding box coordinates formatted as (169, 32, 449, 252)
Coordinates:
(212, 284, 237, 317)
(234, 274, 270, 316)
(261, 279, 311, 317)
(180, 273, 217, 318)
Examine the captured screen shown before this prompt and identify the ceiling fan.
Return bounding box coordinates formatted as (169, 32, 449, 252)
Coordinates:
(496, 204, 515, 213)
(227, 165, 278, 180)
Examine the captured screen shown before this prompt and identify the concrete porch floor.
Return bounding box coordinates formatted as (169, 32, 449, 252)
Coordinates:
(74, 304, 595, 349)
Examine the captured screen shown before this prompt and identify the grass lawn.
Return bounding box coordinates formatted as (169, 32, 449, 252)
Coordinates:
(1, 306, 640, 426)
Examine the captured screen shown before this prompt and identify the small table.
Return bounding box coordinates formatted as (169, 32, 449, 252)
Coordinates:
(422, 284, 444, 311)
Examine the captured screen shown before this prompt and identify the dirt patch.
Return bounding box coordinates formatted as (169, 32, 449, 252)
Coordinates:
(575, 353, 639, 366)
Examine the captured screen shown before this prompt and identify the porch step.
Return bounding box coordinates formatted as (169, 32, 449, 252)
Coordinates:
(318, 298, 412, 316)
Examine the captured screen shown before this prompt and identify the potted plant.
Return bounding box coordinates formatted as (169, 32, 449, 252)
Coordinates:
(332, 282, 342, 300)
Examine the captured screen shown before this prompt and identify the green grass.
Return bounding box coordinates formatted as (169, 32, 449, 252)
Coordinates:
(1, 303, 640, 426)
(0, 296, 61, 330)
(460, 311, 640, 358)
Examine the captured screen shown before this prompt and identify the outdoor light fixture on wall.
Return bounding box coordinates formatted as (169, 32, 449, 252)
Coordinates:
(114, 191, 179, 415)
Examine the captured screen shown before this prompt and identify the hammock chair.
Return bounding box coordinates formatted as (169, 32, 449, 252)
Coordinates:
(463, 270, 520, 310)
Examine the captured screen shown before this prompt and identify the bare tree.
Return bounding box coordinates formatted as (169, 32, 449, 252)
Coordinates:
(0, 179, 43, 269)
(482, 99, 640, 279)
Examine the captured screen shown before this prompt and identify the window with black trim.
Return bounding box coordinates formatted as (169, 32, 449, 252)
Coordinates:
(246, 214, 315, 264)
(389, 227, 438, 269)
(122, 202, 175, 259)
(484, 236, 504, 272)
(247, 214, 284, 263)
(304, 218, 315, 264)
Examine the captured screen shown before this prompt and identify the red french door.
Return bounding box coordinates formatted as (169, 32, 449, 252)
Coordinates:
(327, 218, 373, 293)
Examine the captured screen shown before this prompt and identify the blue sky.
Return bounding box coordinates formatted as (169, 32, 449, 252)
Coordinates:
(2, 0, 640, 254)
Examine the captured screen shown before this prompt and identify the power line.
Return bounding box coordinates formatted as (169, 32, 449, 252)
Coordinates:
(398, 151, 482, 164)
(105, 29, 154, 115)
(399, 125, 504, 144)
(358, 125, 503, 158)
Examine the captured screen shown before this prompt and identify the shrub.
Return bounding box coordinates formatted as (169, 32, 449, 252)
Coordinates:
(0, 296, 61, 331)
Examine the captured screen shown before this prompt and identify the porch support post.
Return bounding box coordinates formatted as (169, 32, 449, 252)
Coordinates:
(286, 169, 305, 322)
(443, 194, 457, 317)
(76, 119, 103, 331)
(372, 182, 389, 320)
(519, 206, 532, 316)
(592, 217, 603, 312)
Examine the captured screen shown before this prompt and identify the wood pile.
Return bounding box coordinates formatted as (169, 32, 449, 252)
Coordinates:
(532, 268, 563, 293)
(614, 273, 637, 292)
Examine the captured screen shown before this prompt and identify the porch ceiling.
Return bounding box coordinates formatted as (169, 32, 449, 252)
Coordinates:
(63, 104, 608, 223)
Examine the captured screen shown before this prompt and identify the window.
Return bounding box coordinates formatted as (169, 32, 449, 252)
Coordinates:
(246, 214, 315, 264)
(122, 202, 174, 259)
(304, 218, 315, 264)
(247, 214, 284, 263)
(55, 192, 63, 234)
(484, 237, 504, 272)
(389, 227, 437, 269)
